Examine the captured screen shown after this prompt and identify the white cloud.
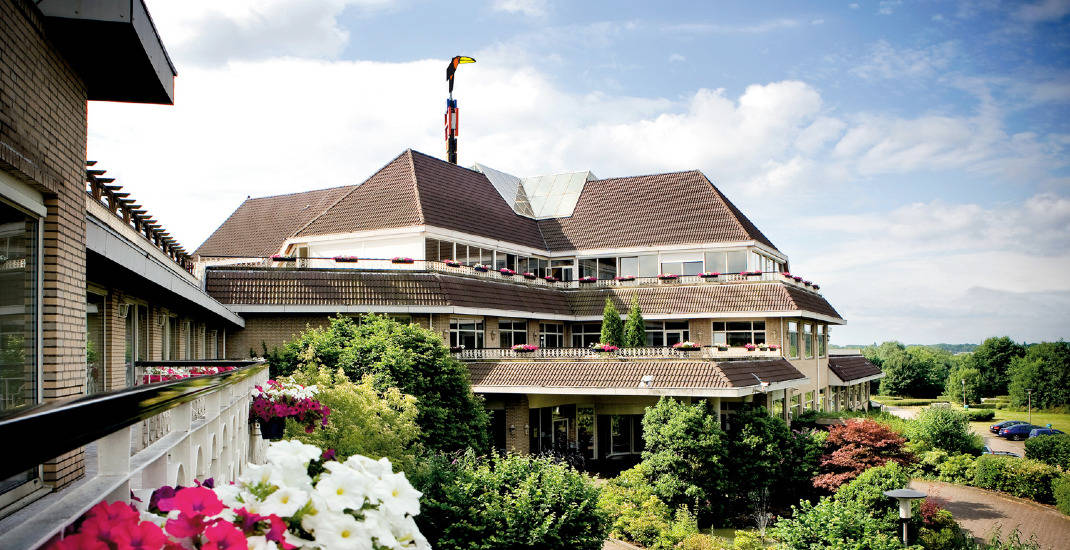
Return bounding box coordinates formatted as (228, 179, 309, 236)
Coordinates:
(878, 0, 902, 15)
(1015, 0, 1070, 22)
(668, 53, 686, 63)
(851, 40, 957, 81)
(663, 19, 802, 34)
(491, 0, 548, 17)
(849, 3, 860, 9)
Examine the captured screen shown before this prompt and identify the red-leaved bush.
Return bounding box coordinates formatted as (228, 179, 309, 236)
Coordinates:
(813, 419, 912, 491)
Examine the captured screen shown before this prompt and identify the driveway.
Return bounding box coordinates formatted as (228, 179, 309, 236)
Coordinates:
(910, 480, 1070, 550)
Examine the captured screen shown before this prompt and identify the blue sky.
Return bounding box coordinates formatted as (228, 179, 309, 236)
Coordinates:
(87, 0, 1070, 345)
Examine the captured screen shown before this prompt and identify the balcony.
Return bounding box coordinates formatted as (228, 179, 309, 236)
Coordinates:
(452, 346, 783, 361)
(0, 360, 267, 549)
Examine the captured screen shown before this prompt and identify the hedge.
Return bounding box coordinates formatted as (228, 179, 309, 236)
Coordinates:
(963, 409, 995, 422)
(972, 455, 1062, 503)
(1024, 434, 1070, 470)
(1055, 475, 1070, 516)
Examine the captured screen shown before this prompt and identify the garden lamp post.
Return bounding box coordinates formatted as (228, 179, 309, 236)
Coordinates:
(1027, 389, 1033, 424)
(962, 379, 966, 408)
(883, 488, 926, 545)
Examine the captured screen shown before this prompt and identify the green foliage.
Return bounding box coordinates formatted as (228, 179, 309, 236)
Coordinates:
(907, 407, 983, 455)
(729, 531, 766, 550)
(918, 506, 971, 550)
(972, 455, 1061, 503)
(936, 453, 977, 484)
(1054, 474, 1070, 516)
(946, 366, 983, 405)
(866, 342, 956, 398)
(675, 533, 731, 550)
(598, 466, 672, 548)
(600, 298, 625, 347)
(624, 295, 647, 348)
(1008, 341, 1070, 409)
(640, 397, 726, 519)
(975, 526, 1043, 549)
(411, 452, 607, 550)
(964, 409, 996, 422)
(722, 407, 822, 507)
(282, 315, 489, 453)
(283, 366, 422, 472)
(916, 449, 950, 478)
(964, 337, 1026, 398)
(1024, 433, 1070, 470)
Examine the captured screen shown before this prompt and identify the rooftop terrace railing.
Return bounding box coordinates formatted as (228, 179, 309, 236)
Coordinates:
(204, 256, 822, 293)
(0, 360, 268, 549)
(452, 346, 782, 361)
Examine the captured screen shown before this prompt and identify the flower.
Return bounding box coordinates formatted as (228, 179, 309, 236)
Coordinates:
(499, 268, 515, 275)
(744, 343, 757, 351)
(543, 275, 559, 282)
(390, 256, 414, 263)
(512, 344, 538, 352)
(271, 255, 296, 262)
(203, 521, 248, 550)
(521, 272, 536, 278)
(699, 272, 720, 277)
(657, 273, 679, 279)
(579, 276, 597, 282)
(443, 259, 461, 267)
(613, 275, 635, 281)
(671, 341, 700, 350)
(333, 256, 359, 263)
(591, 343, 619, 352)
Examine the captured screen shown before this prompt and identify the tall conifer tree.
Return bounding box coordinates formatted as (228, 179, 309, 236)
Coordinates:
(601, 298, 625, 347)
(625, 295, 647, 347)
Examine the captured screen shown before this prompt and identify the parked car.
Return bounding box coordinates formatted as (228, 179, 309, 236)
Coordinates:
(998, 424, 1041, 441)
(990, 420, 1028, 434)
(982, 445, 1020, 458)
(1028, 428, 1065, 438)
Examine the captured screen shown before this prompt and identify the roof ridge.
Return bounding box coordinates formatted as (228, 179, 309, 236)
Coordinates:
(244, 184, 357, 202)
(587, 168, 702, 183)
(406, 149, 427, 225)
(697, 171, 780, 252)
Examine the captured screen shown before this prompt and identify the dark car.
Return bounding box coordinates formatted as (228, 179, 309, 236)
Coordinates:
(998, 424, 1041, 441)
(990, 420, 1028, 434)
(982, 445, 1020, 458)
(1028, 428, 1065, 438)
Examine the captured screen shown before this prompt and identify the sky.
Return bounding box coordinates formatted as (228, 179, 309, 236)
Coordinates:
(87, 0, 1070, 345)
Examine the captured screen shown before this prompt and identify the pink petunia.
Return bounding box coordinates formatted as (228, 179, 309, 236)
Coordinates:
(202, 521, 247, 550)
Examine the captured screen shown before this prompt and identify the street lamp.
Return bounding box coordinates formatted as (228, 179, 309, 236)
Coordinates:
(1027, 389, 1033, 425)
(883, 488, 926, 545)
(961, 379, 966, 408)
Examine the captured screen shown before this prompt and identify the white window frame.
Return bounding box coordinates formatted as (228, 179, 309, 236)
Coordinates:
(711, 320, 767, 347)
(540, 322, 564, 348)
(803, 322, 813, 359)
(498, 319, 528, 348)
(788, 321, 800, 359)
(570, 322, 602, 348)
(449, 318, 484, 349)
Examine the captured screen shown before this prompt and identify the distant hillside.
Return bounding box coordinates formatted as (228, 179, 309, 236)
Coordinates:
(831, 343, 978, 353)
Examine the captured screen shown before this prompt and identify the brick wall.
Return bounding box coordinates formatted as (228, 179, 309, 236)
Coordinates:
(1, 0, 89, 489)
(225, 315, 334, 358)
(503, 394, 530, 453)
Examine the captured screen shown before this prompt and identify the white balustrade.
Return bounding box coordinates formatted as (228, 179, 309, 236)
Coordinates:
(452, 346, 781, 360)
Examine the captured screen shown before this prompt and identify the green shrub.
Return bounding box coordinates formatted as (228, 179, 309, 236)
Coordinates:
(972, 402, 1000, 409)
(979, 526, 1043, 549)
(918, 506, 971, 550)
(937, 454, 977, 484)
(973, 455, 1062, 503)
(640, 397, 726, 519)
(729, 530, 766, 550)
(411, 452, 607, 550)
(917, 449, 950, 478)
(771, 496, 902, 550)
(598, 466, 677, 549)
(907, 406, 983, 455)
(964, 409, 996, 421)
(675, 533, 730, 550)
(1024, 433, 1070, 470)
(1054, 474, 1070, 516)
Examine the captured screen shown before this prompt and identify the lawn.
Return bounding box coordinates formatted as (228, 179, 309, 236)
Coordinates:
(967, 407, 1070, 432)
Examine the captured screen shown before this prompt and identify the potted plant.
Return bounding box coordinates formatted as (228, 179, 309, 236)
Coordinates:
(333, 255, 359, 263)
(271, 254, 296, 262)
(657, 273, 679, 281)
(747, 270, 763, 277)
(803, 280, 812, 286)
(672, 341, 700, 351)
(499, 268, 516, 276)
(591, 343, 619, 353)
(769, 344, 780, 351)
(792, 275, 803, 282)
(543, 275, 559, 283)
(758, 343, 769, 351)
(579, 276, 597, 283)
(812, 284, 820, 290)
(614, 275, 635, 282)
(391, 256, 414, 264)
(473, 264, 489, 272)
(522, 272, 537, 279)
(714, 343, 729, 352)
(781, 272, 792, 278)
(744, 343, 757, 351)
(444, 259, 461, 267)
(699, 272, 720, 279)
(512, 344, 538, 353)
(249, 380, 330, 440)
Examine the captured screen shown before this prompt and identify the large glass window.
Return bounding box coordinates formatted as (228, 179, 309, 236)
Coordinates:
(209, 330, 218, 359)
(619, 256, 638, 278)
(125, 304, 148, 386)
(499, 319, 528, 347)
(579, 258, 598, 279)
(645, 321, 690, 346)
(803, 323, 813, 359)
(660, 261, 702, 276)
(0, 200, 38, 413)
(609, 415, 644, 455)
(570, 322, 601, 348)
(598, 258, 617, 280)
(788, 321, 799, 359)
(711, 321, 766, 347)
(704, 250, 749, 273)
(450, 319, 484, 349)
(540, 323, 564, 348)
(818, 324, 827, 357)
(167, 316, 179, 361)
(86, 292, 105, 394)
(550, 259, 574, 282)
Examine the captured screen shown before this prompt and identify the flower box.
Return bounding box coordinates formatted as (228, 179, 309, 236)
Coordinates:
(782, 272, 792, 278)
(591, 343, 619, 353)
(450, 345, 466, 352)
(758, 344, 770, 351)
(793, 276, 803, 282)
(744, 343, 757, 351)
(444, 259, 461, 267)
(391, 256, 414, 264)
(522, 272, 537, 279)
(658, 273, 679, 281)
(473, 264, 489, 272)
(614, 275, 636, 282)
(333, 255, 359, 263)
(812, 284, 820, 290)
(672, 341, 700, 351)
(543, 276, 559, 283)
(499, 268, 516, 276)
(699, 272, 720, 278)
(271, 254, 296, 262)
(512, 344, 538, 352)
(768, 344, 780, 351)
(803, 280, 812, 286)
(579, 276, 597, 283)
(747, 271, 763, 276)
(714, 344, 730, 352)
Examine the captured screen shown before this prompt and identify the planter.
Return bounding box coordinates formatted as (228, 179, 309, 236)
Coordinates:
(674, 346, 700, 352)
(391, 257, 414, 264)
(812, 284, 820, 290)
(658, 274, 679, 281)
(333, 256, 359, 263)
(747, 271, 763, 277)
(499, 269, 516, 276)
(259, 418, 285, 440)
(614, 276, 635, 282)
(450, 346, 466, 353)
(543, 276, 559, 283)
(522, 272, 537, 279)
(758, 345, 770, 351)
(444, 260, 461, 267)
(579, 277, 597, 283)
(768, 345, 780, 351)
(591, 344, 619, 353)
(699, 273, 719, 279)
(474, 265, 489, 272)
(271, 255, 296, 262)
(513, 347, 537, 353)
(793, 276, 803, 282)
(714, 346, 729, 352)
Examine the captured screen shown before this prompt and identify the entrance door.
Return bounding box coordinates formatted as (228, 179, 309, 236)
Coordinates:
(552, 418, 569, 451)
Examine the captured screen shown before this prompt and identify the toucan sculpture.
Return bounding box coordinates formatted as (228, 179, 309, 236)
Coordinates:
(445, 56, 475, 163)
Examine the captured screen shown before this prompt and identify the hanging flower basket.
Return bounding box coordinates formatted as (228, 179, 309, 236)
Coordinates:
(672, 341, 701, 351)
(271, 254, 296, 262)
(522, 272, 537, 279)
(591, 343, 619, 353)
(579, 276, 597, 283)
(391, 257, 414, 264)
(543, 275, 559, 283)
(444, 259, 461, 267)
(744, 343, 757, 351)
(499, 268, 516, 276)
(614, 275, 635, 282)
(473, 264, 489, 272)
(658, 273, 679, 281)
(333, 255, 359, 263)
(258, 417, 285, 440)
(249, 380, 330, 437)
(699, 272, 720, 279)
(512, 344, 538, 352)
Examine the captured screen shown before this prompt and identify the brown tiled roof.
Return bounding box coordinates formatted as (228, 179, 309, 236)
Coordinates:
(537, 170, 777, 251)
(828, 355, 883, 383)
(204, 268, 841, 321)
(195, 185, 356, 258)
(467, 358, 804, 390)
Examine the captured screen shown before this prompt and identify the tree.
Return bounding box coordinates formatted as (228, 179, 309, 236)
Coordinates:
(865, 342, 949, 397)
(624, 295, 647, 348)
(288, 315, 490, 453)
(1008, 341, 1070, 409)
(907, 406, 983, 456)
(945, 365, 982, 405)
(813, 419, 912, 491)
(964, 336, 1026, 397)
(601, 298, 625, 347)
(640, 397, 726, 519)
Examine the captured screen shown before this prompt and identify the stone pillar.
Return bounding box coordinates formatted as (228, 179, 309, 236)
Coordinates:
(504, 394, 530, 454)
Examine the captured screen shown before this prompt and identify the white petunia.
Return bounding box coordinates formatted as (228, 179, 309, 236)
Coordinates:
(312, 511, 374, 550)
(245, 536, 278, 550)
(266, 440, 322, 466)
(213, 483, 243, 508)
(260, 485, 309, 518)
(315, 468, 371, 512)
(371, 472, 422, 517)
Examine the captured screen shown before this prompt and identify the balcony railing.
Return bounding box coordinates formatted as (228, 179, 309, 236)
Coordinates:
(0, 360, 268, 549)
(451, 346, 782, 360)
(207, 256, 822, 293)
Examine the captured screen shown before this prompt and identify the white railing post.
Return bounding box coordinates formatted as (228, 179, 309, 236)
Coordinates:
(97, 426, 131, 503)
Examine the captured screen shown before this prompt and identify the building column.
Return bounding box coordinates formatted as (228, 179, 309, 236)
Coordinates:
(504, 395, 530, 454)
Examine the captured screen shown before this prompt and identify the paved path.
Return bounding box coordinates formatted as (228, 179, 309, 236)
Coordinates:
(603, 539, 640, 550)
(882, 403, 920, 420)
(910, 480, 1070, 550)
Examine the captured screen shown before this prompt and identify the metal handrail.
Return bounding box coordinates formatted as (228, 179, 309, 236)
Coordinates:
(0, 360, 266, 480)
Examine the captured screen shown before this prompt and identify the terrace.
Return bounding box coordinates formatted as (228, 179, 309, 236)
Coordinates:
(451, 345, 782, 361)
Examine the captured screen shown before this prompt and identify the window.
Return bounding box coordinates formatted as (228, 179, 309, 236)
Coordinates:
(579, 258, 598, 279)
(803, 323, 813, 359)
(805, 390, 815, 411)
(198, 324, 207, 359)
(645, 321, 690, 346)
(167, 316, 179, 361)
(499, 319, 528, 347)
(570, 322, 602, 348)
(704, 250, 748, 273)
(788, 321, 799, 359)
(183, 320, 192, 359)
(578, 257, 618, 280)
(620, 255, 658, 278)
(208, 330, 218, 359)
(609, 415, 644, 455)
(619, 256, 638, 278)
(0, 199, 39, 415)
(791, 393, 801, 419)
(818, 325, 827, 357)
(125, 304, 148, 385)
(550, 259, 574, 282)
(86, 292, 106, 395)
(660, 260, 702, 276)
(450, 319, 484, 349)
(711, 321, 766, 347)
(540, 323, 564, 348)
